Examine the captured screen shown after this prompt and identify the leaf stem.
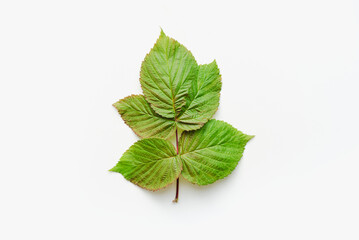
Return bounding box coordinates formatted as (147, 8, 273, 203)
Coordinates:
(173, 128, 179, 203)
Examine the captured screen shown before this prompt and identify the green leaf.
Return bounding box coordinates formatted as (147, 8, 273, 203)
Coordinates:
(110, 138, 181, 191)
(176, 61, 222, 131)
(111, 31, 254, 201)
(140, 30, 198, 119)
(113, 95, 176, 139)
(179, 119, 254, 185)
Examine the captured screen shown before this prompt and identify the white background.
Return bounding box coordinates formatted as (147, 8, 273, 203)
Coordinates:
(1, 0, 359, 239)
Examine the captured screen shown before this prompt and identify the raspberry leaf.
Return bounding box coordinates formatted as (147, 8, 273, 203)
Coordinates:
(179, 119, 254, 185)
(176, 61, 222, 131)
(113, 95, 176, 139)
(110, 138, 181, 191)
(111, 30, 254, 201)
(140, 30, 198, 119)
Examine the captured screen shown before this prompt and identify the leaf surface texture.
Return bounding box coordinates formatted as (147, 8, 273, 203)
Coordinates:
(177, 61, 222, 130)
(113, 95, 176, 139)
(179, 119, 253, 185)
(140, 31, 198, 118)
(110, 138, 181, 191)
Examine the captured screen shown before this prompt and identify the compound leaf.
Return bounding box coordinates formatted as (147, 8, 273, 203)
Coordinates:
(179, 119, 254, 185)
(176, 61, 222, 131)
(111, 31, 254, 200)
(140, 30, 198, 119)
(110, 138, 181, 191)
(113, 95, 176, 139)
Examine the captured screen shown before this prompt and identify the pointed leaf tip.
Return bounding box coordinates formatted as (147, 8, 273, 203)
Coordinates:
(140, 31, 198, 118)
(160, 28, 166, 36)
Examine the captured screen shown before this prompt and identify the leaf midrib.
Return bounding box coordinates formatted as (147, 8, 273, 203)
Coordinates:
(164, 39, 177, 117)
(128, 155, 178, 166)
(180, 142, 231, 156)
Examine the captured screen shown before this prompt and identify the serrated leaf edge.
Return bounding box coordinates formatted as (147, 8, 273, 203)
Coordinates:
(113, 94, 176, 139)
(109, 138, 183, 191)
(179, 119, 254, 186)
(177, 60, 222, 127)
(139, 30, 198, 119)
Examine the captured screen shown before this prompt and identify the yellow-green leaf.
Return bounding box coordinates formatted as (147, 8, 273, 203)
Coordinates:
(110, 138, 181, 191)
(179, 119, 254, 185)
(177, 61, 222, 131)
(113, 95, 176, 139)
(140, 30, 198, 118)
